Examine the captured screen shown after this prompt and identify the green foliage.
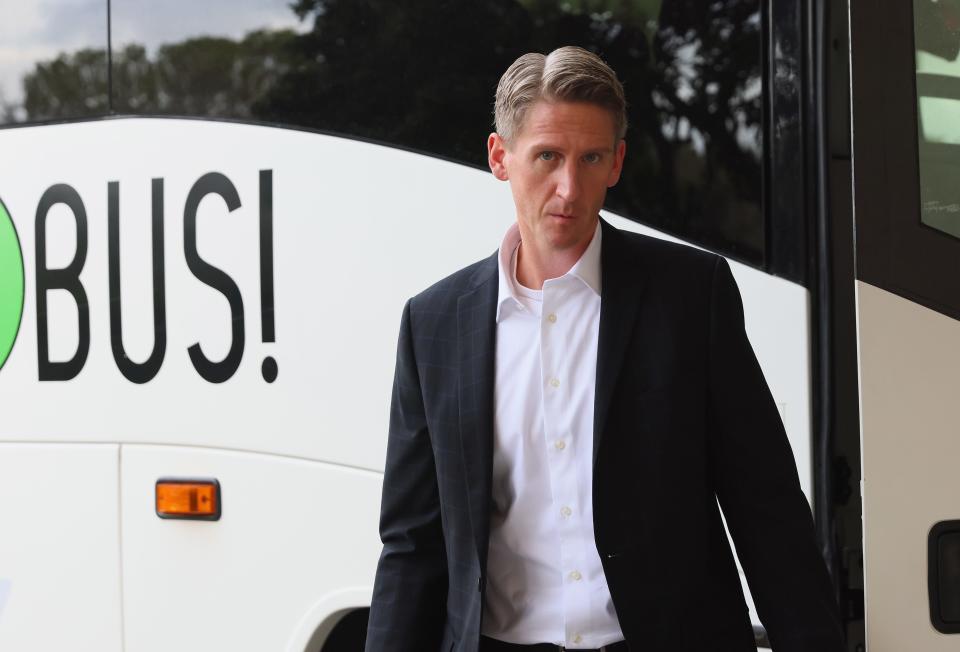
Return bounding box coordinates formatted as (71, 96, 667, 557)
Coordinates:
(23, 48, 110, 120)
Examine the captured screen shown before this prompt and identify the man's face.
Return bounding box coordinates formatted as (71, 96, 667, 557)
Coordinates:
(488, 100, 626, 255)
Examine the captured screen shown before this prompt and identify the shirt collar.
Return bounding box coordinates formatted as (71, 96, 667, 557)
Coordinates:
(496, 220, 603, 323)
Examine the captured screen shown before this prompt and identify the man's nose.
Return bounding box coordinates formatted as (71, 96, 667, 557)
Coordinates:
(555, 161, 581, 203)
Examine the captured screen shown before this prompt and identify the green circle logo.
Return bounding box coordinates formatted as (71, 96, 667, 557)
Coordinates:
(0, 197, 24, 371)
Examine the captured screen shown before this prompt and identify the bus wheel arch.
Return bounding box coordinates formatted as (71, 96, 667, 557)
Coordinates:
(286, 588, 371, 652)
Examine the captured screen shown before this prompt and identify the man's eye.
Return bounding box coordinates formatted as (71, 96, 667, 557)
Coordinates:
(583, 153, 601, 164)
(539, 151, 556, 161)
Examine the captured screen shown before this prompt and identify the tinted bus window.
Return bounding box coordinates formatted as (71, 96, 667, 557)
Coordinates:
(109, 0, 305, 116)
(914, 0, 960, 240)
(0, 0, 109, 124)
(851, 0, 960, 322)
(11, 0, 763, 268)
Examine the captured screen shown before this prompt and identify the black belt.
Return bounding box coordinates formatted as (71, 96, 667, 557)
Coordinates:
(480, 635, 629, 652)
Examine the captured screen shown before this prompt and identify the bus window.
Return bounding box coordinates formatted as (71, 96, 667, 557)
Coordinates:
(11, 0, 766, 274)
(851, 0, 960, 322)
(915, 0, 960, 240)
(0, 1, 109, 124)
(108, 0, 305, 117)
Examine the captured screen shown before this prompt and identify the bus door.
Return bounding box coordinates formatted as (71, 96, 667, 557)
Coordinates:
(850, 0, 960, 648)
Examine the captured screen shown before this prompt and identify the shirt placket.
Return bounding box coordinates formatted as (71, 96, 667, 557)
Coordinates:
(540, 280, 591, 647)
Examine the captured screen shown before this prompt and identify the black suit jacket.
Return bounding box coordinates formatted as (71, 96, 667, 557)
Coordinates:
(366, 220, 844, 652)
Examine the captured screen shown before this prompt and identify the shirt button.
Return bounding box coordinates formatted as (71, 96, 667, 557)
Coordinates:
(573, 634, 583, 644)
(549, 378, 560, 388)
(569, 570, 582, 581)
(547, 313, 557, 323)
(554, 439, 566, 451)
(561, 506, 572, 517)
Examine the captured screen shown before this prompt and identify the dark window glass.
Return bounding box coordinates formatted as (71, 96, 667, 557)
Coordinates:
(850, 0, 960, 322)
(108, 0, 305, 116)
(0, 0, 110, 124)
(15, 0, 763, 267)
(914, 0, 960, 240)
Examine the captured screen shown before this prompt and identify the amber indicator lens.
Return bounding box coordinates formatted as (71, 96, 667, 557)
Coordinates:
(156, 479, 221, 520)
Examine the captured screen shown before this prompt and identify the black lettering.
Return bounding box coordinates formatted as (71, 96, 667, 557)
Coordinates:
(184, 172, 244, 383)
(108, 179, 167, 383)
(259, 170, 278, 383)
(259, 170, 275, 344)
(35, 184, 89, 381)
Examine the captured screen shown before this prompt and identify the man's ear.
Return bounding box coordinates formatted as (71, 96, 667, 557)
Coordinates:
(487, 132, 510, 181)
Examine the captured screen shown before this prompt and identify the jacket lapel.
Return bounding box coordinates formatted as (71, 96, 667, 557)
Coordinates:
(594, 220, 648, 465)
(457, 255, 498, 567)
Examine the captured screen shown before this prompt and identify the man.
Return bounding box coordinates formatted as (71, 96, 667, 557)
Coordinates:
(366, 46, 844, 652)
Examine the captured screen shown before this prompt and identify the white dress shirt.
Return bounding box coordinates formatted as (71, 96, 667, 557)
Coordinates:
(481, 221, 624, 648)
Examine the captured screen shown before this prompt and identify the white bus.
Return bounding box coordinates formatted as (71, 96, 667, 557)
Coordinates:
(4, 0, 953, 650)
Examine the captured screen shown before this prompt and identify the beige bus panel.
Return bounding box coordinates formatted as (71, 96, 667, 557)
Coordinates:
(858, 281, 960, 650)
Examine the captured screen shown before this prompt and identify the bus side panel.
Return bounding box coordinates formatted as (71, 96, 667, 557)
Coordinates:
(0, 443, 123, 652)
(0, 118, 517, 473)
(120, 444, 382, 652)
(857, 281, 960, 651)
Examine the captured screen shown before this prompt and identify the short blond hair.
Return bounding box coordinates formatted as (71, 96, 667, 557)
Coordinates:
(494, 46, 627, 143)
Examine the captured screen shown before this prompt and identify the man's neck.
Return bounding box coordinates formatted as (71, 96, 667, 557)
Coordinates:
(514, 236, 592, 290)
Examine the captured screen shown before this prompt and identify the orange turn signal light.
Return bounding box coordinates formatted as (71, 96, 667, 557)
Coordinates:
(156, 478, 221, 521)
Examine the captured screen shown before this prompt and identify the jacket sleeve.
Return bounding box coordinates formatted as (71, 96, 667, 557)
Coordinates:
(705, 257, 845, 652)
(365, 300, 447, 652)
